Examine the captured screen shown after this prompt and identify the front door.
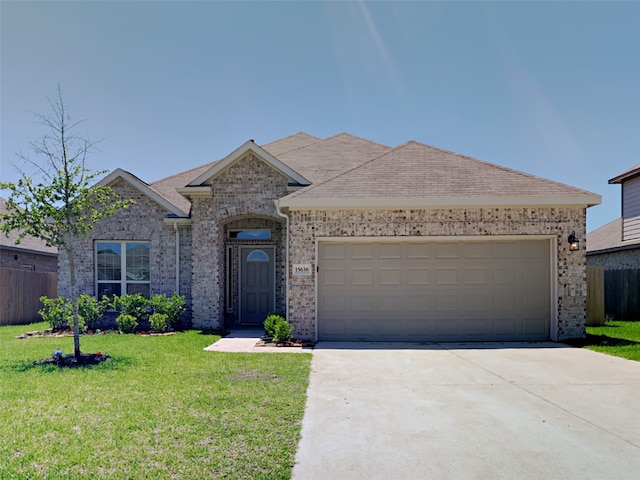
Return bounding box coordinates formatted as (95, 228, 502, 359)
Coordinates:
(240, 247, 275, 324)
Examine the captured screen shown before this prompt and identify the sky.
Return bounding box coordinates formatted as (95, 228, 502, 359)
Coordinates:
(1, 1, 638, 232)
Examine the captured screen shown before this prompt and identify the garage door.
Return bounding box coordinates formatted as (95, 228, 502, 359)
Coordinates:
(317, 239, 550, 341)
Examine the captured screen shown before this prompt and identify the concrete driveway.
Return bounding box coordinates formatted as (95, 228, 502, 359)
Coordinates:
(292, 342, 640, 480)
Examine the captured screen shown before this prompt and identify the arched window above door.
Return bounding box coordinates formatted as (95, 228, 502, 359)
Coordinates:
(247, 250, 269, 262)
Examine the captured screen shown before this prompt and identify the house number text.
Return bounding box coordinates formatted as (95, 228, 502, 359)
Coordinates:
(293, 264, 312, 276)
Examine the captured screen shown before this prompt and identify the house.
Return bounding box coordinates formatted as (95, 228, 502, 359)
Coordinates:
(1, 196, 58, 325)
(57, 133, 601, 341)
(0, 197, 58, 272)
(587, 164, 640, 320)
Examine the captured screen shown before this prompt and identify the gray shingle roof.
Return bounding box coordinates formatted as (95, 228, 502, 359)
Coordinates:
(284, 140, 599, 201)
(0, 197, 58, 255)
(121, 132, 600, 213)
(587, 217, 640, 253)
(273, 133, 391, 184)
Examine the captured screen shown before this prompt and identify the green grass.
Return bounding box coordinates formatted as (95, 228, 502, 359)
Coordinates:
(574, 320, 640, 362)
(0, 322, 311, 479)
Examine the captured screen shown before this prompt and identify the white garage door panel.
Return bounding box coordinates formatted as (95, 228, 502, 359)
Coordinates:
(318, 240, 551, 341)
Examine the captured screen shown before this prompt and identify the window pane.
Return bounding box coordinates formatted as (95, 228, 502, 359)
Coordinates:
(126, 242, 150, 281)
(230, 230, 271, 240)
(247, 250, 269, 262)
(127, 283, 150, 297)
(97, 242, 121, 280)
(98, 283, 121, 298)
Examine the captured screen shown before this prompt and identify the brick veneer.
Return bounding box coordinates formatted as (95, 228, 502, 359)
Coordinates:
(1, 250, 57, 272)
(190, 154, 289, 328)
(287, 207, 587, 341)
(58, 179, 192, 308)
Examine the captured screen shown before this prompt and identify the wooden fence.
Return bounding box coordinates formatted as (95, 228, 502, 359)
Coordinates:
(603, 268, 640, 321)
(0, 268, 57, 325)
(586, 266, 605, 326)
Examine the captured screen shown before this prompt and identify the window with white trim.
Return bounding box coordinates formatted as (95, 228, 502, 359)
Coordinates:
(96, 241, 150, 297)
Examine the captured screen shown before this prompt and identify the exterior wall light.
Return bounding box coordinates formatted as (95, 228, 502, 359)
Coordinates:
(568, 231, 579, 251)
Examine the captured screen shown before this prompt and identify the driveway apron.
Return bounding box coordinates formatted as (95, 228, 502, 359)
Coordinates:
(292, 342, 640, 480)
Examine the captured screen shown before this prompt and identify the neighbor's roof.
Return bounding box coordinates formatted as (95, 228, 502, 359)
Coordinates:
(0, 197, 58, 256)
(587, 217, 640, 254)
(609, 163, 640, 184)
(279, 141, 601, 208)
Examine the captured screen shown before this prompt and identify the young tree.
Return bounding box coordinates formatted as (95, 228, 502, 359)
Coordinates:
(0, 86, 132, 359)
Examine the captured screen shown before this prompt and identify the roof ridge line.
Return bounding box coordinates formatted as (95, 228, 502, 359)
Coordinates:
(285, 139, 401, 199)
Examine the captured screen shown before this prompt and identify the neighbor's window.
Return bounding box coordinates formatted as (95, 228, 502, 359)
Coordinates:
(96, 241, 150, 297)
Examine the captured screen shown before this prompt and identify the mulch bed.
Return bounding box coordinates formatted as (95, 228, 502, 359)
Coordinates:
(256, 336, 315, 348)
(16, 329, 176, 339)
(34, 352, 112, 367)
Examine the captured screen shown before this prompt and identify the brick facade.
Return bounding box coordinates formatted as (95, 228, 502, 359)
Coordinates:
(189, 154, 289, 328)
(1, 249, 57, 272)
(57, 143, 592, 342)
(287, 207, 587, 341)
(58, 179, 192, 307)
(586, 248, 640, 270)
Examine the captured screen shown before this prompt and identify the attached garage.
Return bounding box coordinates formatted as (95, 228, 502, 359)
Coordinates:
(317, 238, 552, 342)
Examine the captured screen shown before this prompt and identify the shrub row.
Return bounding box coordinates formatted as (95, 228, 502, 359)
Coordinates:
(39, 293, 186, 334)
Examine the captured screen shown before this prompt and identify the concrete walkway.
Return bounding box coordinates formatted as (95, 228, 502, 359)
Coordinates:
(203, 329, 312, 353)
(292, 342, 640, 480)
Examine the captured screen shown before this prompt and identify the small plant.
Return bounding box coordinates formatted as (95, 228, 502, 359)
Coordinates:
(264, 314, 285, 338)
(150, 293, 186, 329)
(605, 313, 616, 324)
(149, 312, 169, 333)
(112, 293, 150, 323)
(39, 296, 73, 331)
(116, 313, 138, 334)
(272, 318, 295, 344)
(77, 293, 107, 331)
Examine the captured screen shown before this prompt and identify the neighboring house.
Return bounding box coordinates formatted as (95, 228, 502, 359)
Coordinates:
(57, 133, 600, 341)
(587, 164, 640, 319)
(1, 196, 58, 325)
(0, 197, 58, 272)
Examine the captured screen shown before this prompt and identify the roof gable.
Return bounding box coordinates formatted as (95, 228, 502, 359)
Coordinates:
(98, 169, 189, 217)
(609, 163, 640, 184)
(280, 141, 601, 208)
(188, 140, 310, 187)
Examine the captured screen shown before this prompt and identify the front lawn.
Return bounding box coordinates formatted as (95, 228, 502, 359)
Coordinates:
(0, 322, 311, 479)
(575, 320, 640, 362)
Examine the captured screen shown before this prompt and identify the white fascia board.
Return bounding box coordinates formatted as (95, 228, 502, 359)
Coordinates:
(176, 186, 212, 199)
(189, 140, 310, 186)
(280, 194, 602, 209)
(97, 168, 188, 217)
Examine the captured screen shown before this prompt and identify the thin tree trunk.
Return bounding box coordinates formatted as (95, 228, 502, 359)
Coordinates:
(66, 245, 81, 358)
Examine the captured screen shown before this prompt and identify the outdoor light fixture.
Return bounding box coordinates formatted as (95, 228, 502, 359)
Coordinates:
(568, 231, 579, 251)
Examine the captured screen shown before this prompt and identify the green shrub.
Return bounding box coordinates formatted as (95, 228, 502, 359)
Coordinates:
(149, 312, 169, 333)
(77, 293, 107, 331)
(112, 293, 150, 322)
(39, 296, 73, 331)
(116, 313, 138, 334)
(272, 318, 294, 344)
(264, 314, 285, 337)
(150, 293, 185, 329)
